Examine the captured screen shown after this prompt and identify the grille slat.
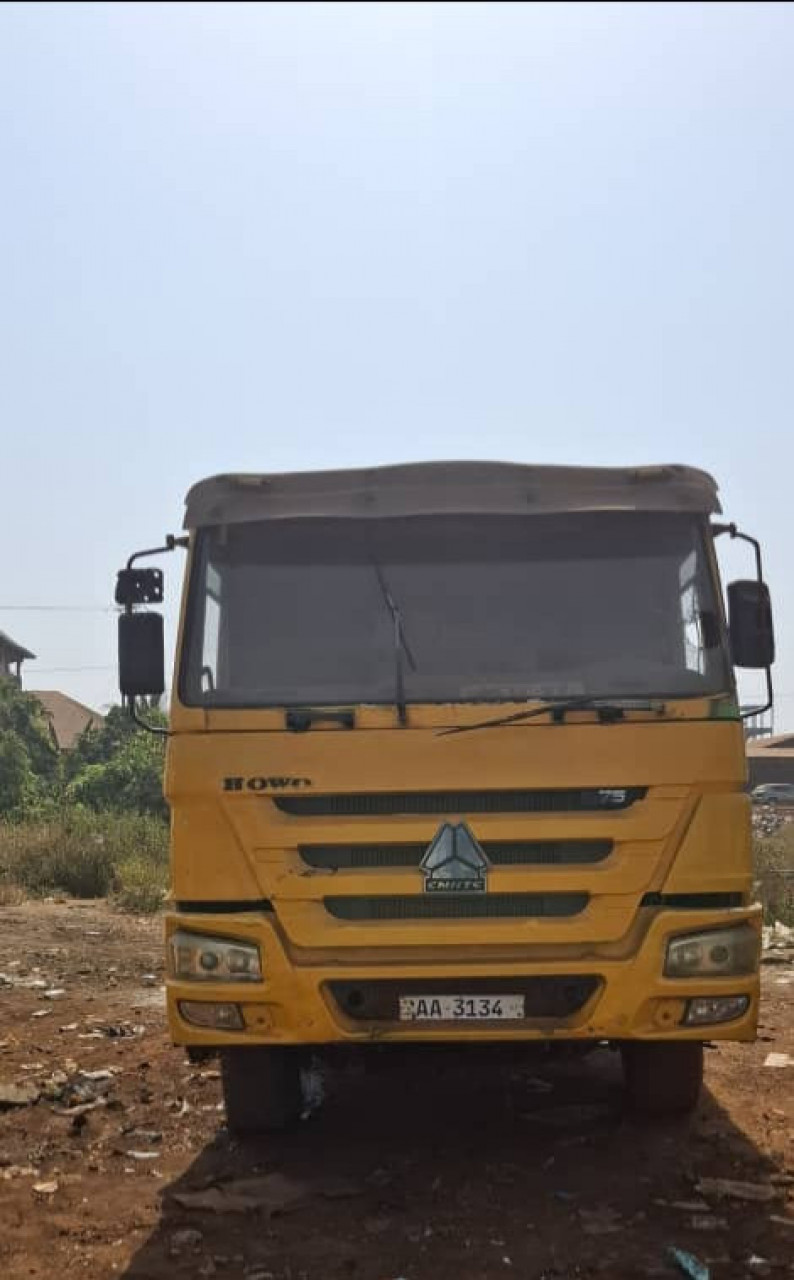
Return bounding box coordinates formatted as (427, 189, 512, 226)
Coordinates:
(300, 840, 612, 871)
(276, 788, 644, 817)
(324, 893, 588, 921)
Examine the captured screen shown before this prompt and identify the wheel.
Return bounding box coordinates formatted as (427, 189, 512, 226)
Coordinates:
(621, 1041, 704, 1117)
(221, 1046, 303, 1134)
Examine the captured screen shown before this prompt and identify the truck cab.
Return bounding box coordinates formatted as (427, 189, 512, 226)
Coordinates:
(117, 461, 775, 1131)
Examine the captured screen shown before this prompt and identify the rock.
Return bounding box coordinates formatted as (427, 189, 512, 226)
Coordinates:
(171, 1172, 362, 1217)
(521, 1102, 611, 1128)
(696, 1176, 782, 1203)
(170, 1227, 204, 1254)
(578, 1206, 622, 1235)
(0, 1080, 41, 1107)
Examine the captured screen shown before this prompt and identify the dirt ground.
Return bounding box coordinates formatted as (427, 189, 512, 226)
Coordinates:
(0, 901, 792, 1280)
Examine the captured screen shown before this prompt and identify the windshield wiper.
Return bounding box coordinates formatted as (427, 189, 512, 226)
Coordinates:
(437, 697, 665, 736)
(373, 563, 417, 727)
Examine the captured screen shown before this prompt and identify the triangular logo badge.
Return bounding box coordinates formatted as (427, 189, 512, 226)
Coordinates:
(420, 821, 489, 894)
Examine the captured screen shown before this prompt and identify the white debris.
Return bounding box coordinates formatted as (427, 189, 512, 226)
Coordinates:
(0, 1080, 40, 1106)
(762, 921, 794, 952)
(764, 1052, 794, 1068)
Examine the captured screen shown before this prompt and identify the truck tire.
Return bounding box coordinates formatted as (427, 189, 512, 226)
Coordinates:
(221, 1047, 303, 1134)
(621, 1041, 704, 1117)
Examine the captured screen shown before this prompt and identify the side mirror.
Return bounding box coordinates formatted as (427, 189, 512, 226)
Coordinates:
(727, 580, 775, 669)
(119, 613, 165, 698)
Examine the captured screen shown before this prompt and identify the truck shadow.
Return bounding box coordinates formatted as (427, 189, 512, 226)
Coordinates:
(121, 1046, 789, 1280)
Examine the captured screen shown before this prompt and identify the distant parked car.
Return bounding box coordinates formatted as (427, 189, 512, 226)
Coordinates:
(751, 783, 794, 806)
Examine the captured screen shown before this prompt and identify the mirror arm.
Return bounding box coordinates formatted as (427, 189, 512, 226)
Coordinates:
(129, 697, 170, 738)
(739, 667, 773, 723)
(121, 535, 188, 735)
(126, 534, 189, 573)
(712, 522, 764, 581)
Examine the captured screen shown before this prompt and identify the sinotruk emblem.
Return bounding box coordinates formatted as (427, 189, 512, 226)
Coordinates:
(420, 822, 489, 894)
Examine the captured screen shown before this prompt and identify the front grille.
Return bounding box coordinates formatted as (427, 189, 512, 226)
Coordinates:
(276, 788, 644, 817)
(324, 893, 588, 920)
(327, 976, 601, 1022)
(300, 840, 612, 870)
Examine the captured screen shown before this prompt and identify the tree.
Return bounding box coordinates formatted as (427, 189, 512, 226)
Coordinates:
(0, 681, 59, 778)
(0, 682, 60, 816)
(66, 707, 167, 818)
(0, 730, 34, 814)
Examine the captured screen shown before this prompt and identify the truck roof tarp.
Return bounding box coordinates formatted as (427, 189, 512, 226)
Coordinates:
(183, 461, 721, 529)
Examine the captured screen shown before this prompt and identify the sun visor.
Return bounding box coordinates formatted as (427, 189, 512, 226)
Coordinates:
(183, 461, 721, 529)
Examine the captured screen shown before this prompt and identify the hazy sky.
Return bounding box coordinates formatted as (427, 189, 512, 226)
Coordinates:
(1, 2, 791, 723)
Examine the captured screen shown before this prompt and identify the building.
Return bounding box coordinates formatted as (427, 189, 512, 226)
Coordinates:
(33, 690, 104, 751)
(0, 630, 35, 686)
(746, 733, 794, 788)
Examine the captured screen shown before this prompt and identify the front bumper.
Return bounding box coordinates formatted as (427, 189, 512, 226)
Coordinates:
(164, 906, 762, 1047)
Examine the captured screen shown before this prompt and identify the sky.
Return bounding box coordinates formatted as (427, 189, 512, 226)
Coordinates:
(0, 1, 792, 724)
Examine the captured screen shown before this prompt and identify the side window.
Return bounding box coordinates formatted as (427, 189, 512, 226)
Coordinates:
(679, 550, 705, 674)
(201, 562, 222, 692)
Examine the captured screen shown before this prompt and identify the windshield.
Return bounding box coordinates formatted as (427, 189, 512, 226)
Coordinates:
(179, 512, 730, 708)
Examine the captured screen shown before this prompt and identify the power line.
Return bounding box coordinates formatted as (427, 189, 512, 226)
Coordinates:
(29, 665, 116, 673)
(0, 605, 116, 613)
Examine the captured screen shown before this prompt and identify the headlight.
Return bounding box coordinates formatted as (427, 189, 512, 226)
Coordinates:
(170, 930, 262, 982)
(664, 925, 758, 978)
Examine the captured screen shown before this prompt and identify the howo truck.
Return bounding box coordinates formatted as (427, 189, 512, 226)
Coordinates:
(116, 462, 775, 1132)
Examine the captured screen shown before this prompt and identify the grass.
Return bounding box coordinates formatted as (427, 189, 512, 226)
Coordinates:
(0, 809, 168, 912)
(754, 822, 794, 926)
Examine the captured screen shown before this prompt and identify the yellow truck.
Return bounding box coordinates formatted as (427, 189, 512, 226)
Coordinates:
(115, 461, 775, 1132)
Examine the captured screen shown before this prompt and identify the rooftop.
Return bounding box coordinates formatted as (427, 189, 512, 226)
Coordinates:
(0, 629, 35, 661)
(33, 691, 104, 751)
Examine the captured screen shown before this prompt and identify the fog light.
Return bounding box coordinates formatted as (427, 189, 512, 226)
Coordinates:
(684, 995, 749, 1026)
(179, 1000, 245, 1030)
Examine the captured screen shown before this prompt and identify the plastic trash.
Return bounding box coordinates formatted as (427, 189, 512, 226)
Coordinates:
(668, 1247, 710, 1280)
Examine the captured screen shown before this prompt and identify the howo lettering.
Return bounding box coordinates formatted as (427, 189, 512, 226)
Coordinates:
(115, 461, 775, 1133)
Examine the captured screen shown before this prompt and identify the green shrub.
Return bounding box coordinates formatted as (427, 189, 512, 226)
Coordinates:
(754, 824, 794, 925)
(0, 810, 168, 908)
(113, 854, 168, 914)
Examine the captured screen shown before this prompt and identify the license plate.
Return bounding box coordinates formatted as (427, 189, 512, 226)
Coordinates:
(398, 994, 525, 1021)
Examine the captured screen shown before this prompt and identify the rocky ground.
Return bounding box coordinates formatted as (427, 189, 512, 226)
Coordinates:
(0, 899, 792, 1280)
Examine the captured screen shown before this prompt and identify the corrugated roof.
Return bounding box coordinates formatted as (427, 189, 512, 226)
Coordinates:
(33, 691, 104, 750)
(0, 629, 35, 661)
(746, 734, 794, 754)
(184, 461, 721, 529)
